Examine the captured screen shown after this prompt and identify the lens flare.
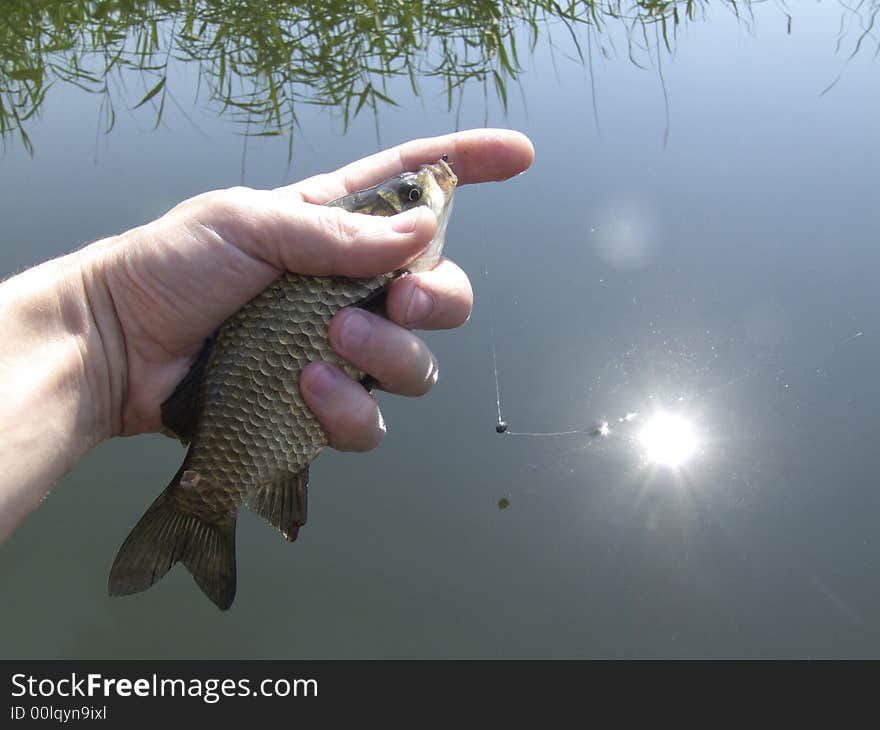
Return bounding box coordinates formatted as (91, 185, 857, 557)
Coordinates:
(638, 412, 699, 468)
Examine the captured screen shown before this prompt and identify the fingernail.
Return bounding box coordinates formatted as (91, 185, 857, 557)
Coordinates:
(339, 309, 372, 350)
(391, 207, 424, 233)
(304, 362, 340, 398)
(405, 285, 434, 325)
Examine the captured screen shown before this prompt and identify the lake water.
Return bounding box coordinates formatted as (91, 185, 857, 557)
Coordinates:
(2, 2, 879, 658)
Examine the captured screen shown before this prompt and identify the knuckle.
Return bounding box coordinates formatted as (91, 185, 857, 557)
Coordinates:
(225, 184, 256, 198)
(322, 208, 358, 247)
(217, 185, 257, 212)
(195, 186, 257, 226)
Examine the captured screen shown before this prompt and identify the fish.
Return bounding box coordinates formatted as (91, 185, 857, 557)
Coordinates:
(108, 158, 458, 610)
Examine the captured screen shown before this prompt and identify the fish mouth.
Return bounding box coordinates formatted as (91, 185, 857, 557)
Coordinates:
(426, 158, 458, 198)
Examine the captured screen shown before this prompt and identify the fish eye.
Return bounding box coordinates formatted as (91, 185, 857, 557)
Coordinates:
(407, 185, 422, 202)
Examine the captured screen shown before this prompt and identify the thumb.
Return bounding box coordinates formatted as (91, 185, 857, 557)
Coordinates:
(176, 186, 438, 278)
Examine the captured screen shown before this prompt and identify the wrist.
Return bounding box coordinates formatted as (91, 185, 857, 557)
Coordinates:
(0, 243, 125, 539)
(0, 246, 121, 444)
(75, 238, 129, 440)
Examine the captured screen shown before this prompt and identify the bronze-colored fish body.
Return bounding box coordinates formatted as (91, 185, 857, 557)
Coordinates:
(108, 160, 457, 609)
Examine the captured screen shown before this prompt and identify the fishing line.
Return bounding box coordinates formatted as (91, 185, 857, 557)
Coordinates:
(483, 260, 504, 427)
(505, 429, 598, 437)
(481, 232, 608, 440)
(480, 203, 874, 443)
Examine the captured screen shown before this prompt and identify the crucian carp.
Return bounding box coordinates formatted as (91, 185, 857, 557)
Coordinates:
(108, 158, 457, 610)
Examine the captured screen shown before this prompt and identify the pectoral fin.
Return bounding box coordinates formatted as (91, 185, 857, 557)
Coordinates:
(246, 467, 309, 542)
(351, 282, 394, 392)
(160, 335, 216, 444)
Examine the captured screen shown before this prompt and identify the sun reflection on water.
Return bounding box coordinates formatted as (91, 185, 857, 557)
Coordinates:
(637, 411, 701, 469)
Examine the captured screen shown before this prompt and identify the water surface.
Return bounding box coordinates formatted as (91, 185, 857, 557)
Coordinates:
(1, 1, 879, 658)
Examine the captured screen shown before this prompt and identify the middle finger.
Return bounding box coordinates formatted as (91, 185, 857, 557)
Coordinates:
(328, 308, 438, 397)
(385, 258, 473, 330)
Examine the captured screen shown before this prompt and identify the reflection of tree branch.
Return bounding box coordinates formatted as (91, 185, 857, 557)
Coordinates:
(823, 1, 880, 95)
(3, 0, 577, 152)
(1, 1, 878, 154)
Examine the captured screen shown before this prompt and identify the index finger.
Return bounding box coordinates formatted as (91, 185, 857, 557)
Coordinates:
(287, 128, 534, 204)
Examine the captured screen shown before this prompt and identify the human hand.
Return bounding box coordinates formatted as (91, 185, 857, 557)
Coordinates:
(80, 129, 534, 448)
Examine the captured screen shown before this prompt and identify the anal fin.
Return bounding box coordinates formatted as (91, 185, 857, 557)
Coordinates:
(246, 467, 309, 542)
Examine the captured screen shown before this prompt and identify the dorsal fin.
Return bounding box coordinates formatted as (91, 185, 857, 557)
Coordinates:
(160, 335, 216, 445)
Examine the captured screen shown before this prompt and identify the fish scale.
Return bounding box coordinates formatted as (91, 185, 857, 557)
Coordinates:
(190, 273, 389, 488)
(108, 159, 457, 610)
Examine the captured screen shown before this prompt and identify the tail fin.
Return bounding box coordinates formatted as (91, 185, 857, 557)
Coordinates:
(108, 481, 237, 610)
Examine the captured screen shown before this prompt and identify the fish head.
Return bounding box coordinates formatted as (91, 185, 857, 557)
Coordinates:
(328, 157, 457, 273)
(397, 157, 457, 273)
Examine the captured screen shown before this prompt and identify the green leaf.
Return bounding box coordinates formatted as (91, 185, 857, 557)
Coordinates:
(353, 84, 371, 117)
(20, 127, 33, 157)
(492, 69, 507, 111)
(8, 68, 42, 83)
(370, 86, 398, 106)
(133, 76, 166, 110)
